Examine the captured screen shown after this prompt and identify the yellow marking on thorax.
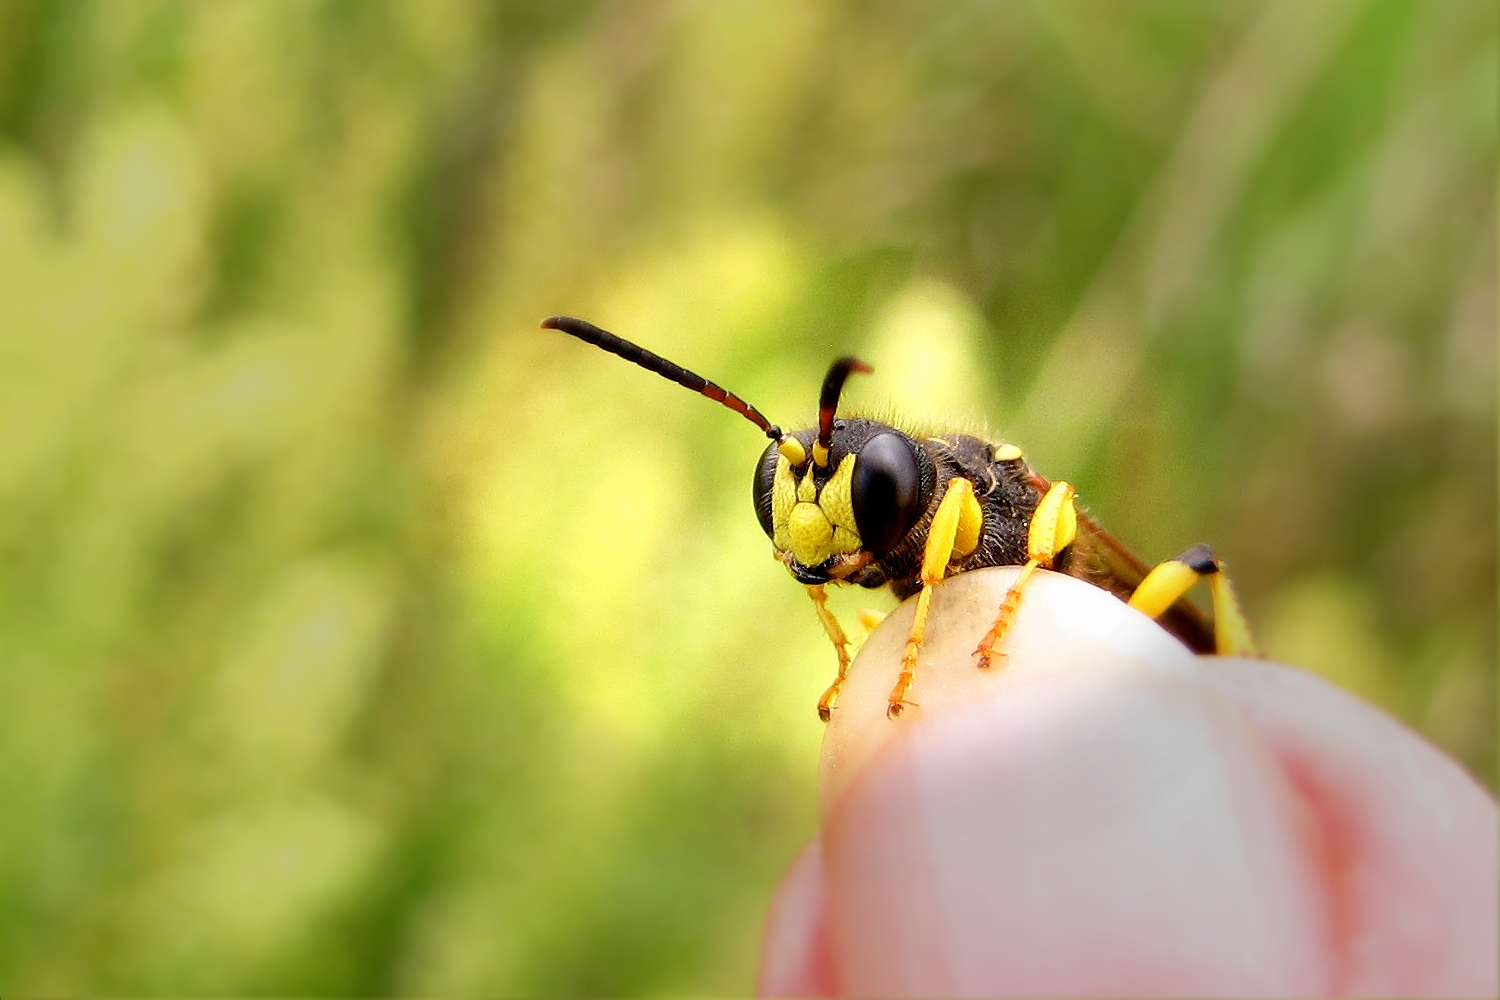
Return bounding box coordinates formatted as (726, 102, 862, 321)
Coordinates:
(993, 442, 1023, 461)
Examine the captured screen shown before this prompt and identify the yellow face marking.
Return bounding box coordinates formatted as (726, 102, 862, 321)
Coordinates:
(771, 459, 798, 551)
(993, 442, 1023, 462)
(769, 453, 863, 568)
(789, 502, 834, 555)
(796, 466, 817, 502)
(818, 455, 858, 537)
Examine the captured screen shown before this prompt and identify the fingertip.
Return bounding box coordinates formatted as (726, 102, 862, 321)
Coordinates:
(802, 572, 1497, 996)
(819, 567, 1197, 811)
(812, 570, 1339, 995)
(818, 645, 1334, 996)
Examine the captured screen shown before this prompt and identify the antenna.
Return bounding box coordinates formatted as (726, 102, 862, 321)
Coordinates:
(815, 356, 872, 466)
(542, 316, 782, 440)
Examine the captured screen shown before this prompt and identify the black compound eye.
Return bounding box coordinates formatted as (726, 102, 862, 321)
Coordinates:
(752, 439, 779, 539)
(852, 432, 923, 555)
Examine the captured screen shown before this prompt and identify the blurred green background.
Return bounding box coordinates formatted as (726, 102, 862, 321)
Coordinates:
(0, 0, 1493, 993)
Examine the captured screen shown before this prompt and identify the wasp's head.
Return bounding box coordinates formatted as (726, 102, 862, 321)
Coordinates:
(751, 359, 935, 584)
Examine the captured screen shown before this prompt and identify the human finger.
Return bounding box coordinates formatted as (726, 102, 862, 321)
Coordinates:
(768, 566, 1494, 995)
(812, 568, 1336, 995)
(1196, 658, 1497, 996)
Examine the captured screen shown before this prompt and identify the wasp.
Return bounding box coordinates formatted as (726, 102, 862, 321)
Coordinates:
(542, 315, 1256, 721)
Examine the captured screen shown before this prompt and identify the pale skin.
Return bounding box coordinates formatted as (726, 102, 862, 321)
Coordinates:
(759, 568, 1498, 998)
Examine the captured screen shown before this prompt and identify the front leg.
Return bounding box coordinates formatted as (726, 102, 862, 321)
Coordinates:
(887, 476, 982, 718)
(807, 584, 852, 722)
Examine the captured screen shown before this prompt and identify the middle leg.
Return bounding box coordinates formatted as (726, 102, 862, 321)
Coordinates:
(973, 480, 1078, 669)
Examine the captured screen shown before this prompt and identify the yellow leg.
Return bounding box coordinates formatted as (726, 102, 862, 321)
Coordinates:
(1128, 544, 1257, 656)
(973, 481, 1078, 669)
(887, 477, 978, 718)
(974, 559, 1038, 670)
(808, 585, 852, 721)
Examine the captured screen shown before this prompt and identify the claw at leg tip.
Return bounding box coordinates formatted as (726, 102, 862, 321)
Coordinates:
(975, 647, 1007, 670)
(886, 699, 917, 720)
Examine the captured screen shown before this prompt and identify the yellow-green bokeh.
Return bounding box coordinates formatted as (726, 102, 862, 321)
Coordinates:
(0, 0, 1493, 993)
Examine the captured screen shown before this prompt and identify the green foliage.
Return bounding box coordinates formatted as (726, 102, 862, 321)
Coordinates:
(0, 0, 1492, 992)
